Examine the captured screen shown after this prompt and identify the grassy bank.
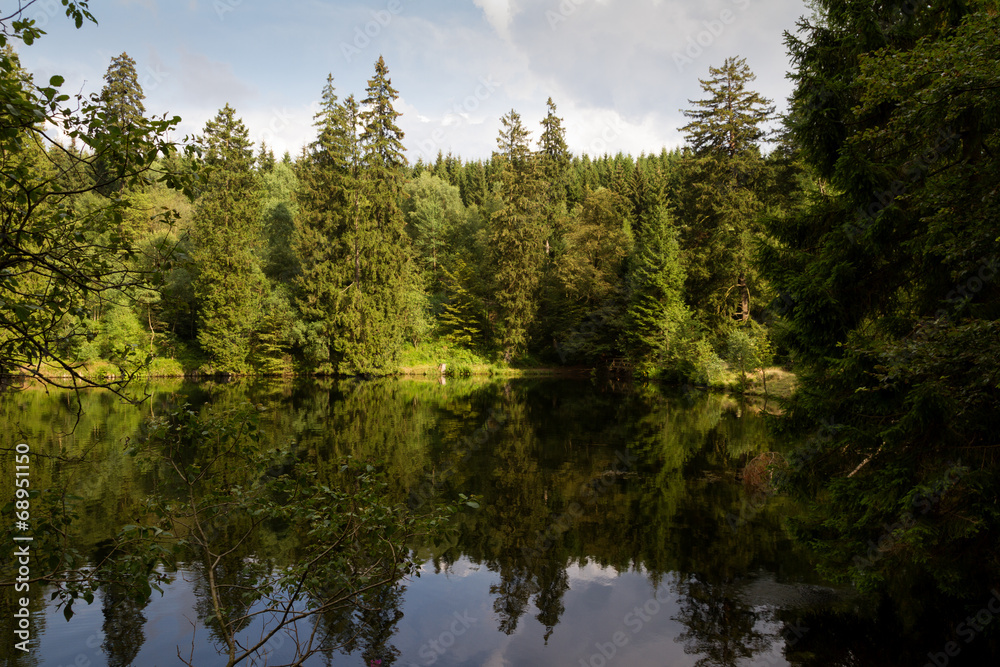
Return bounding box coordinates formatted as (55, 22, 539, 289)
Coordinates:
(30, 343, 798, 399)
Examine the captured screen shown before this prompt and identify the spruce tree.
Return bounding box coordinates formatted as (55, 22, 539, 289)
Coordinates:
(94, 52, 146, 193)
(626, 206, 688, 363)
(293, 76, 358, 371)
(293, 58, 415, 375)
(678, 57, 773, 327)
(192, 104, 266, 373)
(553, 187, 633, 362)
(538, 97, 570, 205)
(680, 56, 773, 162)
(764, 1, 1000, 597)
(347, 55, 416, 373)
(490, 110, 545, 360)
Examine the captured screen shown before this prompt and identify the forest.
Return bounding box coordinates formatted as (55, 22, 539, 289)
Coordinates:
(2, 0, 999, 631)
(3, 48, 786, 384)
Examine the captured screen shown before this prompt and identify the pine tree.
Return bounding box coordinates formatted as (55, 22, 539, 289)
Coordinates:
(93, 52, 146, 193)
(490, 110, 546, 360)
(294, 76, 360, 372)
(100, 52, 146, 129)
(680, 56, 773, 161)
(338, 55, 417, 373)
(256, 142, 276, 173)
(552, 187, 633, 362)
(192, 104, 266, 373)
(361, 56, 406, 180)
(764, 2, 1000, 597)
(626, 206, 688, 362)
(293, 58, 416, 374)
(678, 57, 773, 327)
(538, 98, 570, 205)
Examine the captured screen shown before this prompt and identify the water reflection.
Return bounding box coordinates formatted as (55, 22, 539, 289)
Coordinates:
(5, 378, 985, 666)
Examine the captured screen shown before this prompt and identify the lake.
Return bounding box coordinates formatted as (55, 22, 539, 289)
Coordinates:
(1, 378, 992, 666)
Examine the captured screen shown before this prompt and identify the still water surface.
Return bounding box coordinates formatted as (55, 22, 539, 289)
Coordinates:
(1, 378, 962, 666)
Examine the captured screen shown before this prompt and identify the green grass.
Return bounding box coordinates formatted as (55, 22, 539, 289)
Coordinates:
(397, 340, 501, 376)
(720, 366, 797, 399)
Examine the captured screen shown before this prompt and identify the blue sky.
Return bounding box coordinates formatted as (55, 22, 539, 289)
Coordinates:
(16, 0, 808, 161)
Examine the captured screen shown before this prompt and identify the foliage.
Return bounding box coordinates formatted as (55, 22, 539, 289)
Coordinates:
(764, 1, 1000, 596)
(490, 110, 546, 361)
(191, 105, 267, 374)
(723, 320, 773, 393)
(677, 57, 774, 331)
(0, 9, 190, 397)
(294, 61, 417, 376)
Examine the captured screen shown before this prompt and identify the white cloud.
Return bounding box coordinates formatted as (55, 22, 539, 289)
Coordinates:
(474, 0, 520, 42)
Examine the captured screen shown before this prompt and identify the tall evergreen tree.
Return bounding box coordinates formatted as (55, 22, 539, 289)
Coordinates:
(626, 206, 688, 362)
(192, 104, 266, 373)
(490, 110, 545, 360)
(552, 187, 633, 362)
(293, 76, 359, 371)
(678, 57, 773, 327)
(763, 1, 1000, 598)
(538, 97, 570, 205)
(93, 52, 146, 193)
(341, 55, 420, 373)
(680, 56, 773, 161)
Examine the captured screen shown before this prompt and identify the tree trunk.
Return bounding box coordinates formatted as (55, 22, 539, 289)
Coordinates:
(738, 273, 749, 322)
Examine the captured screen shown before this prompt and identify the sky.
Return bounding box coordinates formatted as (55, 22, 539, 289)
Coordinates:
(15, 0, 809, 162)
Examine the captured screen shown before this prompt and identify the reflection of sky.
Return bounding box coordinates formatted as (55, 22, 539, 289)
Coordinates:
(36, 560, 791, 667)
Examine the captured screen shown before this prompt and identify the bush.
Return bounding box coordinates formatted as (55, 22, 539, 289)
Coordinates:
(723, 321, 773, 392)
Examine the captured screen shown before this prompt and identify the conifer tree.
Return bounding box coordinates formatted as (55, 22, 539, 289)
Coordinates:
(678, 57, 773, 327)
(100, 52, 146, 130)
(538, 98, 570, 205)
(764, 1, 1000, 596)
(341, 55, 417, 373)
(680, 56, 773, 162)
(626, 206, 688, 363)
(94, 52, 146, 193)
(294, 58, 416, 374)
(294, 77, 360, 371)
(192, 104, 266, 373)
(490, 110, 545, 360)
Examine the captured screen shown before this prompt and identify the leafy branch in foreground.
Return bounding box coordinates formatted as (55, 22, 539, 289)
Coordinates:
(1, 5, 195, 401)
